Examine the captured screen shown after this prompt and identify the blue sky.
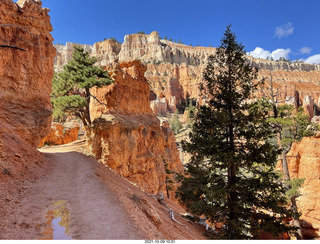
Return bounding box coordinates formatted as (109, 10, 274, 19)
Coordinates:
(42, 0, 320, 63)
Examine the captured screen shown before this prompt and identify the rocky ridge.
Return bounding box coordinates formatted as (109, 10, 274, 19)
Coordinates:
(53, 32, 320, 115)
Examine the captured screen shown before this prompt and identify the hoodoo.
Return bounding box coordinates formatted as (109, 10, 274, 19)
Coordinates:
(87, 60, 184, 195)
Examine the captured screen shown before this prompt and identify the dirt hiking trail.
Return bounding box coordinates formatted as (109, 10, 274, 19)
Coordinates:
(1, 141, 207, 240)
(1, 141, 145, 240)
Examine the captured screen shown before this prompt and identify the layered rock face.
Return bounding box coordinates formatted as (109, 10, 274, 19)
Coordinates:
(118, 31, 216, 66)
(38, 121, 80, 148)
(86, 61, 184, 194)
(54, 32, 320, 116)
(286, 137, 320, 238)
(0, 0, 55, 147)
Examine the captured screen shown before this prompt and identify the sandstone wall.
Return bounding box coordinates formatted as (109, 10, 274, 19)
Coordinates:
(0, 0, 55, 148)
(286, 137, 320, 238)
(87, 61, 184, 195)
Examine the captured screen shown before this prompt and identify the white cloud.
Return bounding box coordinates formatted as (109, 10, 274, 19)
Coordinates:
(247, 47, 291, 60)
(300, 47, 312, 54)
(274, 22, 294, 38)
(305, 54, 320, 64)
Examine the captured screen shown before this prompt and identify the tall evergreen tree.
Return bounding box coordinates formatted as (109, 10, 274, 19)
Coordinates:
(51, 46, 113, 126)
(176, 25, 296, 239)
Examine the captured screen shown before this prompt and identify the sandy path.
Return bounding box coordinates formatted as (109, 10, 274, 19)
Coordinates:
(2, 143, 145, 240)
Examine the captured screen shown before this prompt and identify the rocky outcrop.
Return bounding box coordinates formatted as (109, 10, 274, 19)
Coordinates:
(303, 96, 315, 118)
(92, 39, 121, 66)
(89, 61, 153, 120)
(0, 0, 54, 218)
(0, 0, 55, 148)
(38, 121, 80, 148)
(286, 137, 320, 238)
(86, 60, 184, 195)
(117, 31, 217, 66)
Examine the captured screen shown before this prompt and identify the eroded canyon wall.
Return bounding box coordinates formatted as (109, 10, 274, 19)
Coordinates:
(53, 32, 320, 115)
(286, 137, 320, 239)
(86, 61, 184, 195)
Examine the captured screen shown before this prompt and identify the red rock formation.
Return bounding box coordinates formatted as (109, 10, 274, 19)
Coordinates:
(38, 121, 80, 148)
(0, 0, 55, 148)
(0, 0, 54, 218)
(89, 61, 153, 120)
(53, 32, 320, 118)
(286, 137, 320, 238)
(87, 60, 184, 195)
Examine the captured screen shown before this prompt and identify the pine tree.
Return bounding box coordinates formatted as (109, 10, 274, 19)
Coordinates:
(185, 100, 196, 128)
(176, 25, 296, 239)
(51, 46, 113, 126)
(169, 110, 182, 134)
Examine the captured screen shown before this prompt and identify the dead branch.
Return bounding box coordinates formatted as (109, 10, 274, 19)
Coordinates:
(0, 45, 26, 51)
(89, 94, 108, 107)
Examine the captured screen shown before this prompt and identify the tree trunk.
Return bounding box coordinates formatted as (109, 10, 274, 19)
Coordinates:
(227, 65, 238, 239)
(85, 88, 92, 125)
